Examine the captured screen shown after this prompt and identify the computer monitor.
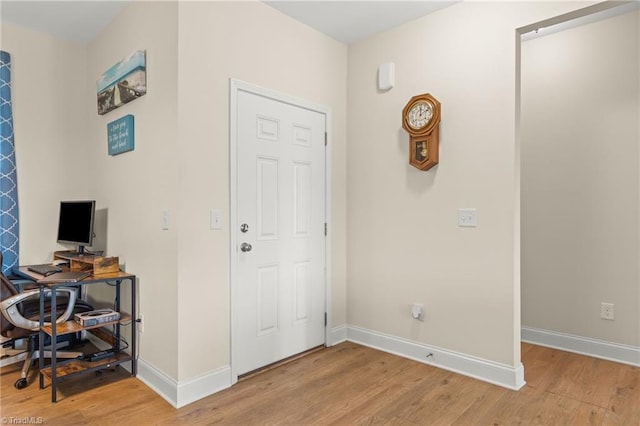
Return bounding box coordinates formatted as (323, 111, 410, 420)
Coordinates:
(57, 200, 96, 254)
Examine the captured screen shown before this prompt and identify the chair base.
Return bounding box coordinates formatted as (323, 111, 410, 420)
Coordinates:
(1, 338, 83, 389)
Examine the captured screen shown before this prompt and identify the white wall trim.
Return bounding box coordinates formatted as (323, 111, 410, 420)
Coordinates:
(330, 324, 347, 345)
(324, 103, 334, 348)
(138, 325, 640, 407)
(522, 326, 640, 367)
(176, 365, 233, 408)
(347, 325, 526, 391)
(89, 332, 231, 408)
(137, 358, 233, 409)
(137, 358, 179, 408)
(138, 325, 530, 407)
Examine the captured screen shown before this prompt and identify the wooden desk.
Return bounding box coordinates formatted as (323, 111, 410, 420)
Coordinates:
(16, 266, 137, 403)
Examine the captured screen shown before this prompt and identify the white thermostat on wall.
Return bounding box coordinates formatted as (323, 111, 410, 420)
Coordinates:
(378, 62, 395, 91)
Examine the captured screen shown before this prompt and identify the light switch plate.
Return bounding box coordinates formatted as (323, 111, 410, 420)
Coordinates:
(210, 209, 223, 230)
(458, 208, 477, 227)
(162, 209, 169, 230)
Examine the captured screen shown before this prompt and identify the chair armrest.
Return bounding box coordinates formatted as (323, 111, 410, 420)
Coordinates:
(0, 288, 77, 331)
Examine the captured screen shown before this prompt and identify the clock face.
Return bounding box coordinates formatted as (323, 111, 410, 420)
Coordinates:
(407, 101, 433, 130)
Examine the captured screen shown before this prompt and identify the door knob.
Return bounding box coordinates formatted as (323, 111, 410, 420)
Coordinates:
(240, 242, 252, 252)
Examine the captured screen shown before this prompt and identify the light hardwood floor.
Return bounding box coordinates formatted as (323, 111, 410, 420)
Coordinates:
(1, 342, 638, 425)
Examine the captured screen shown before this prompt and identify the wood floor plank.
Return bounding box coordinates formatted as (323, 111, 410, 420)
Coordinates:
(450, 384, 510, 426)
(569, 402, 608, 426)
(603, 363, 640, 426)
(521, 343, 570, 390)
(330, 363, 444, 424)
(2, 341, 639, 425)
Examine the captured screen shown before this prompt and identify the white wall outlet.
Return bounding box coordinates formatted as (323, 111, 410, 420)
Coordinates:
(458, 208, 477, 227)
(600, 302, 614, 320)
(138, 313, 144, 332)
(411, 303, 424, 321)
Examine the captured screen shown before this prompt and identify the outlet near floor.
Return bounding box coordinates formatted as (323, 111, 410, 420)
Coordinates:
(600, 303, 614, 320)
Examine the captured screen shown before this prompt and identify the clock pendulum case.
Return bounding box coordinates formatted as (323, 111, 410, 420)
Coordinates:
(401, 93, 441, 171)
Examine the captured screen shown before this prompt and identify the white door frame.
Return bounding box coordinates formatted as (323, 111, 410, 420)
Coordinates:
(229, 79, 332, 384)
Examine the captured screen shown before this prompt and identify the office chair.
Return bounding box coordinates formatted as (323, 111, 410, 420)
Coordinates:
(0, 255, 93, 389)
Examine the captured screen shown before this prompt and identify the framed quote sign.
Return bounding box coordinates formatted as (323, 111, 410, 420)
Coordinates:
(107, 114, 135, 156)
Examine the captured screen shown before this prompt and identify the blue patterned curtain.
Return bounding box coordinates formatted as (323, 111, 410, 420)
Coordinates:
(0, 51, 19, 274)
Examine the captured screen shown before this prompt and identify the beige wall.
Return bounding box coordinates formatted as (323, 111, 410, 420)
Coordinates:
(1, 0, 347, 389)
(521, 10, 640, 346)
(346, 1, 590, 366)
(6, 0, 628, 400)
(0, 23, 88, 264)
(176, 1, 347, 381)
(85, 1, 180, 378)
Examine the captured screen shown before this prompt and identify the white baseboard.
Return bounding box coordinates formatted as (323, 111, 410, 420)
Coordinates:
(522, 326, 640, 367)
(137, 358, 232, 408)
(330, 324, 347, 345)
(346, 325, 525, 391)
(138, 325, 530, 408)
(134, 325, 347, 408)
(137, 358, 178, 407)
(176, 365, 232, 408)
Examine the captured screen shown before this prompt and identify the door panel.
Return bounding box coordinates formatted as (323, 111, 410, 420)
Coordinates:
(236, 90, 326, 375)
(293, 162, 311, 237)
(257, 264, 279, 336)
(257, 157, 279, 240)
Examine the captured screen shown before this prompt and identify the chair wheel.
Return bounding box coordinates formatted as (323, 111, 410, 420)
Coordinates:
(14, 378, 28, 389)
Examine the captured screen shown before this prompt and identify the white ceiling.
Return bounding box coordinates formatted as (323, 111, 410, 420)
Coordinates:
(0, 1, 456, 46)
(264, 1, 456, 44)
(1, 1, 130, 45)
(4, 1, 635, 47)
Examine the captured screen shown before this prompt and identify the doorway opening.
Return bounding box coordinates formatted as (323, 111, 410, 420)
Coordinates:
(517, 2, 640, 366)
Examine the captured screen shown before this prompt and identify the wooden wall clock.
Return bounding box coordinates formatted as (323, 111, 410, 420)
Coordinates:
(402, 93, 441, 171)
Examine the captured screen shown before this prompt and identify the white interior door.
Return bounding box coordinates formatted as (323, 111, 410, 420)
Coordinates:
(234, 87, 326, 376)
